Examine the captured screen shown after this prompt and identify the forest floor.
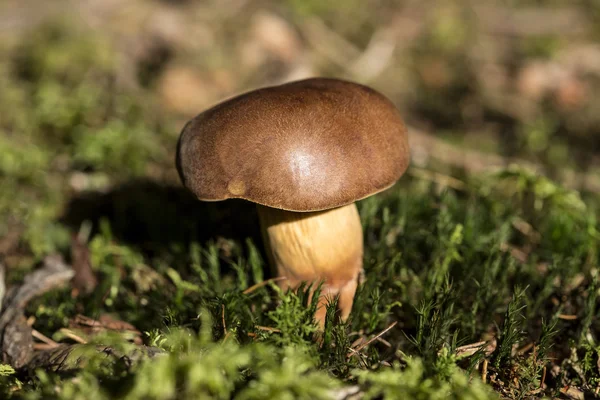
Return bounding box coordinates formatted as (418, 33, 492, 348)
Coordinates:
(1, 1, 600, 398)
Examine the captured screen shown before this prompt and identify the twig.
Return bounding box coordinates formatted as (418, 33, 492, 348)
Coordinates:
(456, 341, 487, 358)
(348, 321, 398, 358)
(482, 359, 489, 383)
(517, 342, 534, 355)
(375, 337, 392, 348)
(558, 314, 578, 320)
(243, 277, 287, 295)
(59, 328, 88, 344)
(221, 304, 227, 336)
(541, 366, 547, 389)
(255, 325, 281, 333)
(222, 331, 233, 344)
(31, 329, 59, 348)
(346, 346, 370, 369)
(33, 343, 59, 351)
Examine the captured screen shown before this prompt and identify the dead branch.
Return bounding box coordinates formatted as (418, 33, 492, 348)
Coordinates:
(0, 253, 162, 374)
(0, 254, 74, 332)
(2, 312, 33, 369)
(0, 255, 74, 368)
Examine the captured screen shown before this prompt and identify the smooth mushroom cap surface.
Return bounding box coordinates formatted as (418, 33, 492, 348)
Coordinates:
(176, 77, 410, 212)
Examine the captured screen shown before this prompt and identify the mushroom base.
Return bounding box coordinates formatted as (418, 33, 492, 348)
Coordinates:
(256, 203, 364, 328)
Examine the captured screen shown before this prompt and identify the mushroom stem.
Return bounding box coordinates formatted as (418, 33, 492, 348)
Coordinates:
(256, 203, 364, 328)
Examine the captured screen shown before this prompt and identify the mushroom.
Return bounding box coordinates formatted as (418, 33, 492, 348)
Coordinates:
(176, 77, 410, 328)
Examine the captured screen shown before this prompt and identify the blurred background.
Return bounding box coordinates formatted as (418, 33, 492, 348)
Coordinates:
(1, 0, 600, 265)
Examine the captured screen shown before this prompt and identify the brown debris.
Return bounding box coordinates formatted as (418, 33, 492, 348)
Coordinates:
(58, 328, 88, 344)
(157, 66, 215, 116)
(248, 11, 302, 64)
(70, 234, 98, 297)
(560, 386, 585, 400)
(68, 314, 143, 345)
(0, 226, 22, 256)
(0, 253, 157, 373)
(554, 77, 588, 111)
(557, 314, 578, 321)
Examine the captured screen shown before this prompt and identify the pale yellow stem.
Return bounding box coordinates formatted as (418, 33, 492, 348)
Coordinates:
(256, 203, 364, 328)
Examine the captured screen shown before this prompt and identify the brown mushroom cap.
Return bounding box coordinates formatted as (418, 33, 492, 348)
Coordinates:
(176, 77, 410, 212)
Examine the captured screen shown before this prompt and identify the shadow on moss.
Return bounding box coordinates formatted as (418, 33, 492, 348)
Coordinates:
(59, 179, 264, 257)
